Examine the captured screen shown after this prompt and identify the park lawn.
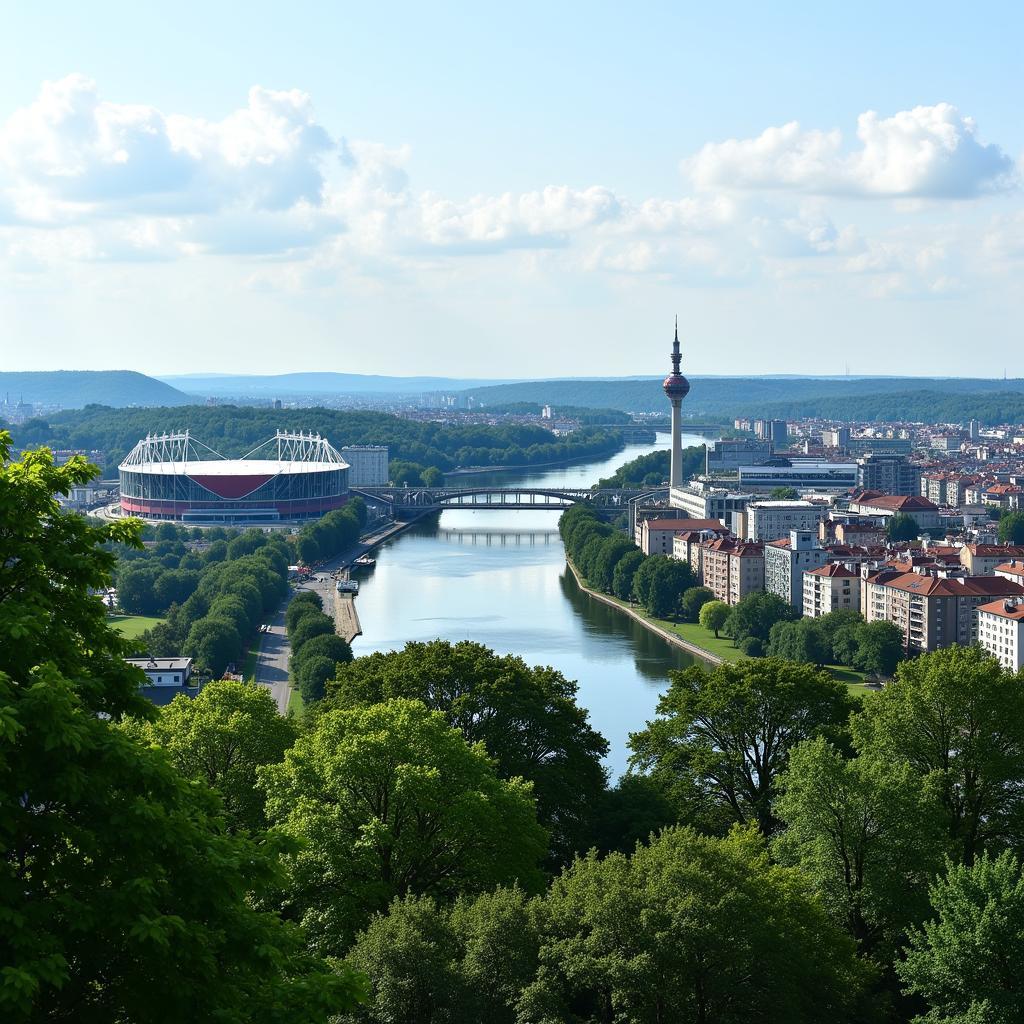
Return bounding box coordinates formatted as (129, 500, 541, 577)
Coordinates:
(287, 688, 304, 716)
(109, 614, 163, 640)
(668, 620, 745, 662)
(240, 634, 262, 681)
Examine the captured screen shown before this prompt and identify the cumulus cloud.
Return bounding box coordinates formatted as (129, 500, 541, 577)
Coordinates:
(0, 74, 335, 220)
(686, 103, 1015, 198)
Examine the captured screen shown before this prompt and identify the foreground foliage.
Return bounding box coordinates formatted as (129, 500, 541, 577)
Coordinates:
(0, 433, 365, 1020)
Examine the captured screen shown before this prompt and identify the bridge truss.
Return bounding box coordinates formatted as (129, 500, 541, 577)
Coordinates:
(351, 486, 652, 512)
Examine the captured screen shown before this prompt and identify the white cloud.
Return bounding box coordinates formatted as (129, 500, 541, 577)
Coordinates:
(686, 103, 1015, 198)
(0, 75, 335, 221)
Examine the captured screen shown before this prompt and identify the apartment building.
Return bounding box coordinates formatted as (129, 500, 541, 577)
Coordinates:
(994, 560, 1024, 587)
(700, 537, 765, 606)
(639, 517, 729, 555)
(847, 494, 941, 530)
(745, 500, 825, 542)
(803, 564, 861, 618)
(960, 544, 1024, 575)
(862, 570, 1024, 654)
(856, 453, 920, 497)
(764, 530, 830, 609)
(976, 599, 1024, 671)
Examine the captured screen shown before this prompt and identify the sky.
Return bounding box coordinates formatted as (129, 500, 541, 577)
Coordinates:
(1, 1, 1022, 379)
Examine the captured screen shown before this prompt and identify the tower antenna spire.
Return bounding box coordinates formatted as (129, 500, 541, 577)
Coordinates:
(663, 316, 690, 490)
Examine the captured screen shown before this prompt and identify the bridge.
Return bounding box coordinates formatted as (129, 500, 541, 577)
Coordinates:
(352, 485, 654, 513)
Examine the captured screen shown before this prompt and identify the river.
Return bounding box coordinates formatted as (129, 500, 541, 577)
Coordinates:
(350, 433, 713, 777)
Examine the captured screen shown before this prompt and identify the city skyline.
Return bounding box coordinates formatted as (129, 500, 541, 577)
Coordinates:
(2, 2, 1023, 377)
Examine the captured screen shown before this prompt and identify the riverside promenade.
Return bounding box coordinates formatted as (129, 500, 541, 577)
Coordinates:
(565, 560, 723, 666)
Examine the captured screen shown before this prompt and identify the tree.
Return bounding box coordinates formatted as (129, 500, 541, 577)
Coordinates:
(630, 658, 852, 836)
(297, 655, 336, 704)
(288, 632, 352, 685)
(285, 591, 323, 631)
(421, 466, 444, 487)
(529, 826, 868, 1024)
(0, 435, 364, 1021)
(681, 585, 715, 623)
(886, 513, 920, 542)
(898, 851, 1024, 1023)
(853, 620, 903, 676)
(183, 615, 242, 678)
(699, 599, 730, 638)
(611, 549, 645, 601)
(131, 680, 296, 833)
(645, 557, 693, 619)
(117, 565, 160, 614)
(770, 486, 799, 500)
(577, 533, 608, 583)
(774, 737, 944, 957)
(853, 646, 1024, 865)
(725, 591, 798, 645)
(586, 774, 679, 855)
(998, 508, 1024, 544)
(289, 611, 335, 651)
(260, 698, 547, 954)
(590, 534, 635, 594)
(630, 554, 661, 607)
(326, 641, 608, 865)
(767, 619, 829, 665)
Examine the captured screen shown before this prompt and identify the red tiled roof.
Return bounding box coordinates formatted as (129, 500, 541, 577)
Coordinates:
(646, 519, 728, 532)
(855, 495, 938, 512)
(977, 599, 1024, 621)
(873, 573, 1024, 598)
(806, 563, 859, 578)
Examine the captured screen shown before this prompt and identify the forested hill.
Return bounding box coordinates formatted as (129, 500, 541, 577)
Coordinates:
(0, 371, 191, 409)
(462, 376, 1024, 421)
(9, 404, 622, 474)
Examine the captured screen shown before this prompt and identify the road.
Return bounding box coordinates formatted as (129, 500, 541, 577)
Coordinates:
(254, 518, 409, 714)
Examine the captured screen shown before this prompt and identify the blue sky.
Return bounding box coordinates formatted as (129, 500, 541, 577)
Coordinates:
(1, 1, 1022, 378)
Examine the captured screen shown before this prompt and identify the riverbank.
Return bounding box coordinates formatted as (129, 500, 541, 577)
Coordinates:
(565, 559, 725, 666)
(445, 443, 627, 477)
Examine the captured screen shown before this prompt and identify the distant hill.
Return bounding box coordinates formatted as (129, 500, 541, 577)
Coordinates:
(0, 371, 191, 410)
(460, 376, 1024, 419)
(160, 372, 517, 397)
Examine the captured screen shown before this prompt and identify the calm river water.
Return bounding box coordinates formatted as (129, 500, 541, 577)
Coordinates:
(350, 433, 712, 776)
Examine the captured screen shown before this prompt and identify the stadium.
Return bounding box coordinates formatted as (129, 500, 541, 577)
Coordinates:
(118, 431, 350, 523)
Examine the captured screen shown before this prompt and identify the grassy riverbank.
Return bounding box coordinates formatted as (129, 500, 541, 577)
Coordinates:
(568, 560, 875, 693)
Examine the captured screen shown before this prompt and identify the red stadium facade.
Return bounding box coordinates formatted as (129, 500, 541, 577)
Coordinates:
(118, 431, 350, 523)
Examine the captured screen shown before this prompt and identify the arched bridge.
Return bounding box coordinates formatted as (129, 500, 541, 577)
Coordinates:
(351, 486, 653, 513)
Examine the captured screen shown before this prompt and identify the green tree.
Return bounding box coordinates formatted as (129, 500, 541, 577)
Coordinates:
(630, 658, 852, 836)
(611, 548, 645, 601)
(289, 632, 352, 686)
(289, 610, 335, 650)
(630, 553, 661, 607)
(421, 465, 444, 487)
(998, 508, 1024, 544)
(645, 557, 693, 619)
(725, 590, 798, 645)
(326, 641, 608, 865)
(590, 534, 635, 593)
(698, 598, 730, 638)
(0, 435, 364, 1021)
(285, 590, 323, 631)
(774, 737, 944, 957)
(886, 513, 920, 542)
(297, 655, 337, 704)
(261, 698, 547, 954)
(183, 615, 242, 678)
(681, 585, 715, 623)
(767, 618, 829, 664)
(770, 486, 799, 500)
(853, 646, 1024, 865)
(853, 620, 904, 676)
(528, 826, 868, 1024)
(898, 851, 1024, 1024)
(129, 680, 296, 833)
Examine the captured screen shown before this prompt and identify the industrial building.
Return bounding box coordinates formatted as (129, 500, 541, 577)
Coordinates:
(118, 431, 350, 523)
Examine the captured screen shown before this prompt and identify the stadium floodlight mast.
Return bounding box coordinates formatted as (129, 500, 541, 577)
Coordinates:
(119, 431, 226, 468)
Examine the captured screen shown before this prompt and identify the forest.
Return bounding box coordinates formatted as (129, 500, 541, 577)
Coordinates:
(6, 404, 623, 477)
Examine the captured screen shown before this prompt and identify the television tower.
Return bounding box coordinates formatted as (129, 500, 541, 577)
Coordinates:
(663, 317, 690, 489)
